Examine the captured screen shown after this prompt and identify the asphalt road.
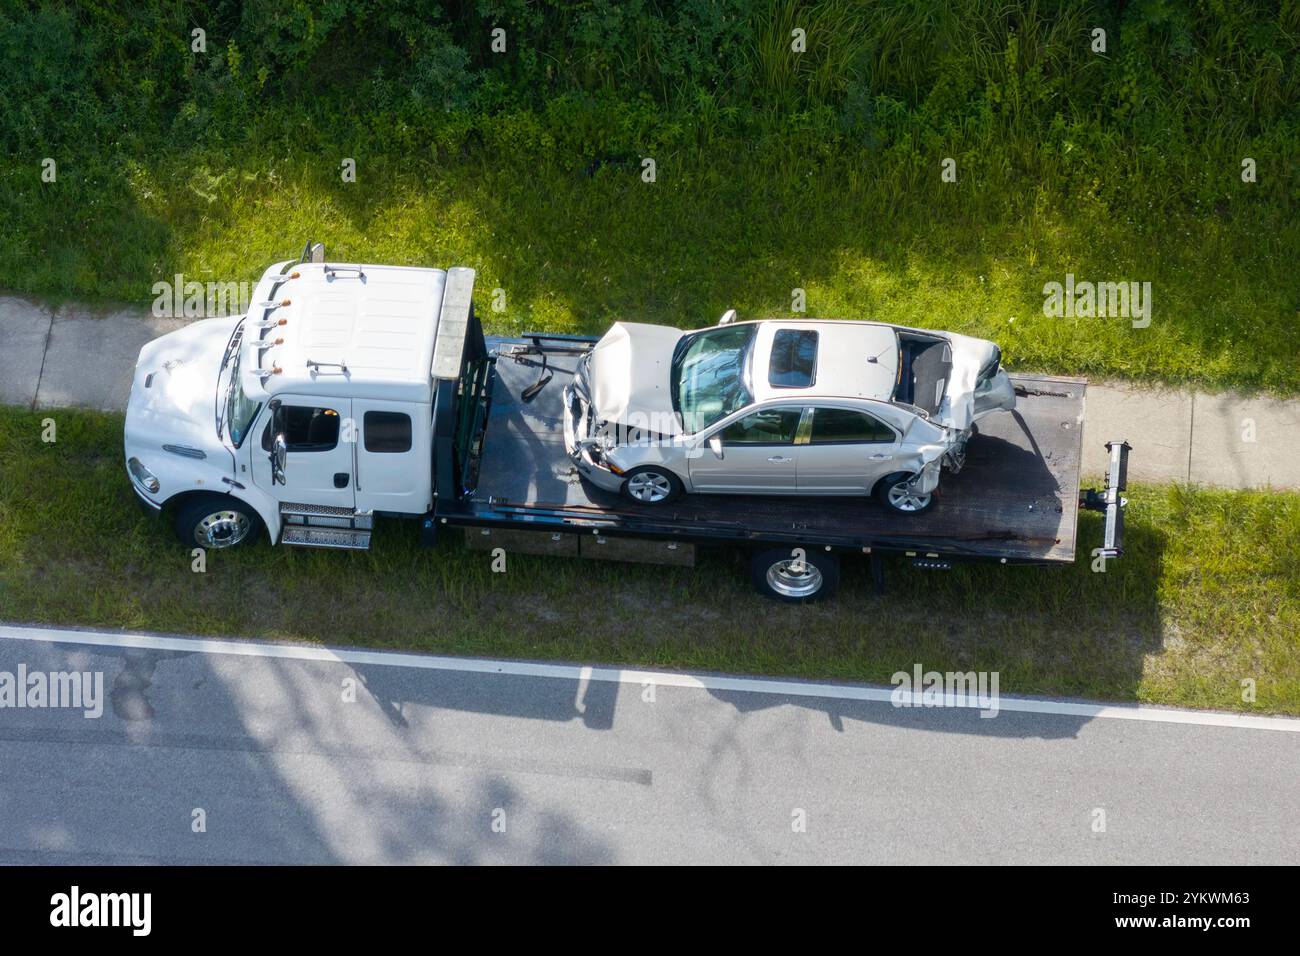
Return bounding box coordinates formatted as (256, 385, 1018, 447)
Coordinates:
(1, 625, 1296, 865)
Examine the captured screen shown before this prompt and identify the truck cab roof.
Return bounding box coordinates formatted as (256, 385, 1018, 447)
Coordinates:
(240, 261, 459, 404)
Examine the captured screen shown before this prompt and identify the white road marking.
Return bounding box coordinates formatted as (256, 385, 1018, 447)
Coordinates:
(2, 623, 1297, 733)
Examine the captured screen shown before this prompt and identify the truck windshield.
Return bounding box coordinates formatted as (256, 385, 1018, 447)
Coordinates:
(222, 327, 261, 447)
(671, 325, 756, 434)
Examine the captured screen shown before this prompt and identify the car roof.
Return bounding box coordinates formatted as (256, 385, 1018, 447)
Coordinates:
(742, 319, 902, 404)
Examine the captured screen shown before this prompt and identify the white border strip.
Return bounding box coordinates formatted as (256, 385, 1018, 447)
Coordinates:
(2, 623, 1298, 733)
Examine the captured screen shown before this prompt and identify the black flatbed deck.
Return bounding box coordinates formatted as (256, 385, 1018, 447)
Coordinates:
(438, 336, 1088, 564)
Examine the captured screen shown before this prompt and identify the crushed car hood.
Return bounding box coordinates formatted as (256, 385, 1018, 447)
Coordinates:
(584, 321, 686, 436)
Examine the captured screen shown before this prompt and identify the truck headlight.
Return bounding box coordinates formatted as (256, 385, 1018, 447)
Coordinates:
(128, 457, 161, 494)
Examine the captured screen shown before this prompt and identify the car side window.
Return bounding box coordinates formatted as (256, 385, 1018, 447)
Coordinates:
(261, 405, 342, 452)
(720, 408, 803, 445)
(809, 407, 895, 444)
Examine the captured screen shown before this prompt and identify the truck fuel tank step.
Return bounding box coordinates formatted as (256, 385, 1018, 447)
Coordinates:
(281, 526, 372, 550)
(280, 502, 374, 531)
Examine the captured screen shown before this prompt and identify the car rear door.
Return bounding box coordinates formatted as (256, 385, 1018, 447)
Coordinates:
(689, 406, 803, 493)
(794, 406, 901, 494)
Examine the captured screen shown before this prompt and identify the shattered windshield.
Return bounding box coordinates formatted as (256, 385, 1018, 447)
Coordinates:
(671, 324, 756, 434)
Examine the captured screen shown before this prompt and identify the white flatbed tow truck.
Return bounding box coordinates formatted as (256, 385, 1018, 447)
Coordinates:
(124, 245, 1130, 601)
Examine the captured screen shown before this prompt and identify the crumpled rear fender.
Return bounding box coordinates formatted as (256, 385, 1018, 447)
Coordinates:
(884, 448, 945, 494)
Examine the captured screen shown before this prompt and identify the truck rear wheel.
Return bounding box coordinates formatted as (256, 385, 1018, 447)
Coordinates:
(751, 548, 840, 603)
(174, 494, 263, 550)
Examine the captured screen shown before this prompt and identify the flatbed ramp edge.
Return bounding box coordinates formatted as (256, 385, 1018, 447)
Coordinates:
(432, 335, 1103, 567)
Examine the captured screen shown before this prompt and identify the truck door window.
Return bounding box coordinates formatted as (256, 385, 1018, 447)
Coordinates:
(261, 406, 341, 452)
(809, 408, 895, 444)
(719, 408, 802, 445)
(363, 411, 412, 453)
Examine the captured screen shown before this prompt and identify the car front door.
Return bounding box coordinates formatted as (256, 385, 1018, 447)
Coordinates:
(689, 406, 803, 493)
(251, 395, 356, 509)
(795, 405, 901, 494)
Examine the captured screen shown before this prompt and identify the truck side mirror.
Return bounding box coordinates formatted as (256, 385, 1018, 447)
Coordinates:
(271, 434, 288, 485)
(708, 435, 724, 459)
(267, 399, 288, 485)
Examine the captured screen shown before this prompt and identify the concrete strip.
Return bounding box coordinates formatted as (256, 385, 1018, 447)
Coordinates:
(34, 303, 185, 411)
(0, 296, 53, 407)
(1189, 390, 1300, 490)
(0, 296, 1296, 491)
(1082, 381, 1194, 483)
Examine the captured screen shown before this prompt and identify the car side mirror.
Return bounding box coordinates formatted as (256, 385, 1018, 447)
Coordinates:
(718, 309, 737, 326)
(708, 435, 724, 459)
(271, 434, 288, 485)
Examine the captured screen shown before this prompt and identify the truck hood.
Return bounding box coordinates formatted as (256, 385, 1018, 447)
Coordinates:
(584, 321, 686, 436)
(124, 316, 241, 460)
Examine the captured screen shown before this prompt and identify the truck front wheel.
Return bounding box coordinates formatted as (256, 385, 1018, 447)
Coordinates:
(174, 495, 263, 550)
(751, 548, 840, 603)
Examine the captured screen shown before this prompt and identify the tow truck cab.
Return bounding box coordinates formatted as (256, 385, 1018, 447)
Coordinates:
(124, 249, 486, 550)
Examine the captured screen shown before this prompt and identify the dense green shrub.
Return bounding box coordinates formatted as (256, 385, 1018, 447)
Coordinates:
(0, 1, 1296, 394)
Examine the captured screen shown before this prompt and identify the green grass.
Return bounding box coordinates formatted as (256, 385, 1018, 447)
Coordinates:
(4, 147, 1297, 393)
(2, 405, 1297, 715)
(3, 3, 1297, 392)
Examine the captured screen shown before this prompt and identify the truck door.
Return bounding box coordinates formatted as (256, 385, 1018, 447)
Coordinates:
(353, 400, 432, 515)
(252, 396, 356, 509)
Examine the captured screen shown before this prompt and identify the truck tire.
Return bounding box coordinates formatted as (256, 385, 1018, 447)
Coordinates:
(751, 547, 840, 603)
(620, 466, 683, 505)
(875, 473, 935, 515)
(174, 494, 263, 550)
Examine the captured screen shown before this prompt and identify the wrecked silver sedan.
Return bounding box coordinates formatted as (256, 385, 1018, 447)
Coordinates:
(562, 313, 1016, 514)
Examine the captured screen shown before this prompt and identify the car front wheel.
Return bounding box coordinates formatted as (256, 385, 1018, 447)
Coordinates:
(875, 473, 935, 515)
(620, 466, 683, 505)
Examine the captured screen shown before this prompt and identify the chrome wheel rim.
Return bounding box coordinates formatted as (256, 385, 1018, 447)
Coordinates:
(766, 559, 823, 599)
(195, 510, 251, 548)
(627, 472, 672, 502)
(887, 483, 932, 513)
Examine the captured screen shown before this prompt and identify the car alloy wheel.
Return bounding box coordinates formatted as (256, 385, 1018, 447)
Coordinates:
(626, 471, 673, 503)
(886, 482, 932, 513)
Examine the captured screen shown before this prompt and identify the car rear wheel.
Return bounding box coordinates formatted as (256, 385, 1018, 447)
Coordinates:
(751, 548, 840, 603)
(620, 466, 683, 505)
(174, 494, 263, 550)
(875, 473, 935, 515)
